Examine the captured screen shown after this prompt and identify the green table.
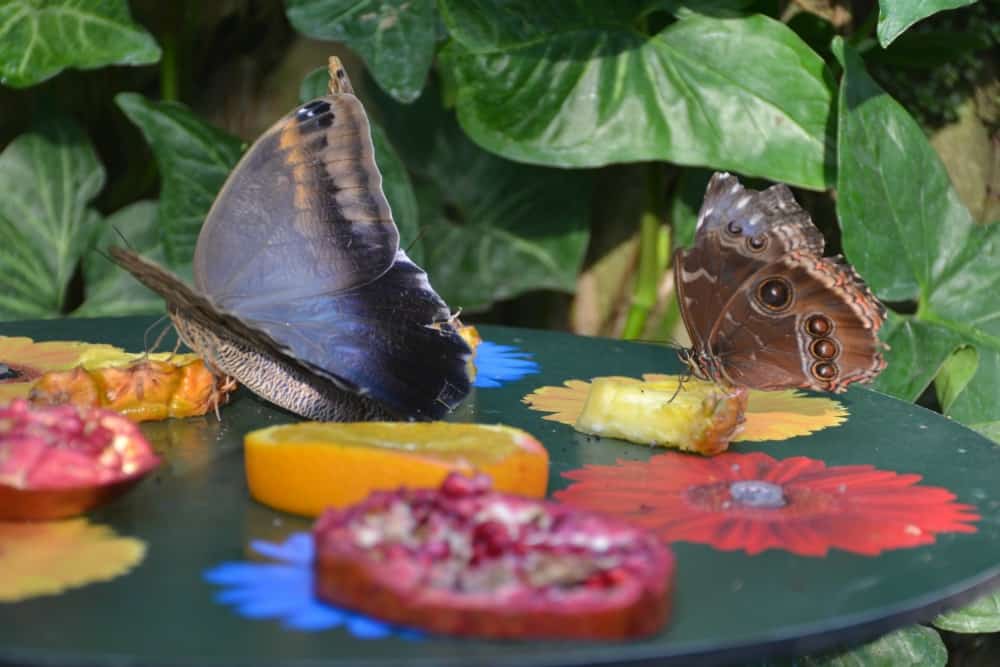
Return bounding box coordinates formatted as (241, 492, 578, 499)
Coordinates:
(1, 316, 998, 666)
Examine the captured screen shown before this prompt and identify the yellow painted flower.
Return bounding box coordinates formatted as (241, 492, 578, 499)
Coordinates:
(523, 373, 847, 443)
(0, 519, 145, 602)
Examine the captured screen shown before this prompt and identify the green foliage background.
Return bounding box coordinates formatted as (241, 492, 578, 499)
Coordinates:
(0, 1, 997, 663)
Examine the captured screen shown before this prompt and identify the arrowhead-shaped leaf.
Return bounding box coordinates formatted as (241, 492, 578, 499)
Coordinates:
(440, 7, 834, 189)
(74, 200, 166, 317)
(116, 93, 244, 268)
(0, 116, 104, 318)
(0, 0, 160, 88)
(834, 38, 1000, 436)
(376, 84, 591, 310)
(876, 0, 978, 47)
(285, 0, 437, 103)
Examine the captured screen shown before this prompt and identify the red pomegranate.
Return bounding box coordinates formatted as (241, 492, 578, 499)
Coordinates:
(313, 472, 675, 639)
(0, 399, 161, 520)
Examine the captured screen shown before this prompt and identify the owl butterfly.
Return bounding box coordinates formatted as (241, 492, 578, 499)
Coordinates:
(111, 58, 470, 421)
(673, 172, 887, 393)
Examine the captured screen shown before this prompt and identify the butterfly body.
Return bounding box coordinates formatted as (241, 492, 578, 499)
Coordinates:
(674, 172, 886, 394)
(112, 60, 470, 421)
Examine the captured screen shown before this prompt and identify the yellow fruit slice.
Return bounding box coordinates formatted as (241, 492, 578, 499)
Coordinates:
(244, 422, 549, 516)
(575, 376, 747, 455)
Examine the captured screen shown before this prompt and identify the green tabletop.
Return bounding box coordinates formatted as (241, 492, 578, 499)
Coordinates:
(1, 316, 998, 667)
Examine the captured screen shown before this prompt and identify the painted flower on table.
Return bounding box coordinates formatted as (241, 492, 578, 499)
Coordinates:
(523, 373, 847, 441)
(555, 451, 979, 557)
(472, 341, 540, 388)
(0, 519, 146, 602)
(204, 532, 421, 638)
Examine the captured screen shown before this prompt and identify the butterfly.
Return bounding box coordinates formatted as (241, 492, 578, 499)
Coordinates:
(673, 172, 887, 393)
(111, 58, 471, 421)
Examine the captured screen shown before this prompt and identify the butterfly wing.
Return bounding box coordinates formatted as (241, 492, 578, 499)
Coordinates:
(194, 94, 399, 305)
(114, 69, 471, 420)
(674, 172, 825, 351)
(707, 251, 887, 392)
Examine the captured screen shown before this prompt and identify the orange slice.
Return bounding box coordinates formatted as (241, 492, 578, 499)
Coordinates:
(244, 422, 549, 516)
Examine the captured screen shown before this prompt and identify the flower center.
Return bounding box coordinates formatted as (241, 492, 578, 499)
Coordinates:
(729, 480, 786, 508)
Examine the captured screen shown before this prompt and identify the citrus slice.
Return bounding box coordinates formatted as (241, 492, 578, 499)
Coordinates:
(244, 422, 549, 516)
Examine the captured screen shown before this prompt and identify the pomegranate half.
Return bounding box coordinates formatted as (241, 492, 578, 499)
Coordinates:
(0, 399, 161, 520)
(313, 472, 675, 639)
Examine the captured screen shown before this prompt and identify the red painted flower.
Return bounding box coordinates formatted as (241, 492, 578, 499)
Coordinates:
(555, 452, 979, 557)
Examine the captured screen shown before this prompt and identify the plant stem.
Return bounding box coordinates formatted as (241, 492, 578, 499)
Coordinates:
(622, 164, 666, 340)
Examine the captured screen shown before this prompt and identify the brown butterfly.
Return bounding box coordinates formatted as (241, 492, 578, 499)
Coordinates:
(110, 59, 470, 421)
(673, 172, 887, 393)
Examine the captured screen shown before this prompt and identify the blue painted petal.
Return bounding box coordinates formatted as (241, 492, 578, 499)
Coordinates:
(284, 606, 347, 631)
(473, 341, 540, 388)
(251, 533, 314, 564)
(204, 531, 423, 640)
(345, 615, 395, 639)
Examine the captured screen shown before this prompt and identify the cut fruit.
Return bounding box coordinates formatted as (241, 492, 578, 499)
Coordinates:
(574, 376, 747, 455)
(29, 358, 234, 422)
(0, 399, 161, 520)
(313, 472, 675, 639)
(457, 324, 482, 381)
(244, 422, 549, 516)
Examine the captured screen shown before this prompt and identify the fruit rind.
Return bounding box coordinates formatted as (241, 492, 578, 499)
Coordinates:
(244, 421, 549, 516)
(313, 474, 674, 639)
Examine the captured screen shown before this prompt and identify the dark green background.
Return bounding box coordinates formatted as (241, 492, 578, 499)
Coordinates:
(1, 317, 998, 667)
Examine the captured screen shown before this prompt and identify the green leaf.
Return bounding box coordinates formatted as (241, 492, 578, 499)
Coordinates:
(799, 625, 946, 666)
(377, 84, 591, 310)
(876, 0, 978, 47)
(116, 93, 243, 268)
(440, 9, 834, 189)
(74, 200, 165, 318)
(0, 115, 104, 318)
(0, 0, 160, 88)
(934, 590, 1000, 633)
(285, 0, 437, 103)
(872, 315, 964, 401)
(834, 38, 1000, 432)
(834, 38, 978, 303)
(935, 345, 978, 413)
(299, 67, 422, 262)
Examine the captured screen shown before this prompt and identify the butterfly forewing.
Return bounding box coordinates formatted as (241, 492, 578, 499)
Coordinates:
(194, 94, 399, 306)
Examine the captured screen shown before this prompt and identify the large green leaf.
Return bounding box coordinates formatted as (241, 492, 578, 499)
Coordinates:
(299, 67, 422, 262)
(285, 0, 437, 103)
(0, 116, 104, 318)
(0, 0, 160, 88)
(439, 8, 834, 189)
(376, 84, 591, 310)
(834, 38, 1000, 432)
(116, 93, 243, 268)
(876, 0, 978, 47)
(934, 591, 1000, 633)
(799, 625, 947, 666)
(74, 200, 165, 318)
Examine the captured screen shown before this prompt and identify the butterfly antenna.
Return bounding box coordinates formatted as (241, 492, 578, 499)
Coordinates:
(404, 228, 428, 255)
(111, 226, 137, 251)
(141, 315, 170, 357)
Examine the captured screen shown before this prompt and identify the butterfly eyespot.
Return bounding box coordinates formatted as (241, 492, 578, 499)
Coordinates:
(747, 235, 767, 252)
(812, 361, 838, 381)
(755, 277, 793, 311)
(805, 314, 833, 336)
(726, 221, 743, 235)
(810, 338, 838, 360)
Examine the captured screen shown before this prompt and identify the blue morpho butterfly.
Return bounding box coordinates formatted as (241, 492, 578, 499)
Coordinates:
(111, 59, 471, 421)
